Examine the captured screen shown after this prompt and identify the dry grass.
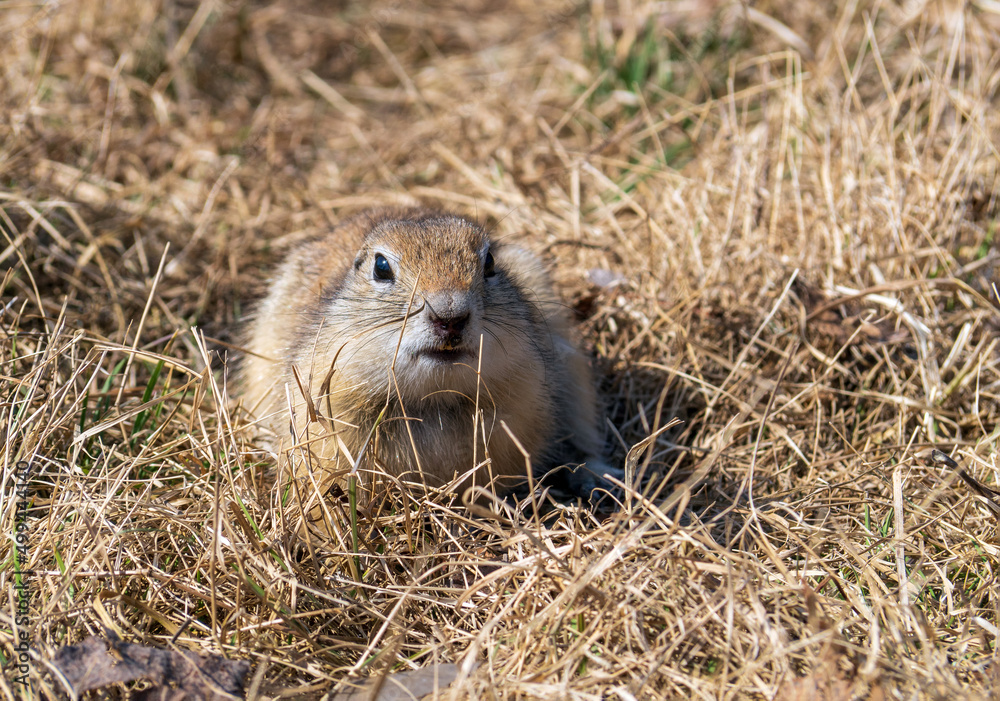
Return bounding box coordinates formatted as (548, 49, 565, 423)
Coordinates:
(2, 0, 999, 698)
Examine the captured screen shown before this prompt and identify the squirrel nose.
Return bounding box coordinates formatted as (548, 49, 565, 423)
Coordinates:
(430, 311, 469, 344)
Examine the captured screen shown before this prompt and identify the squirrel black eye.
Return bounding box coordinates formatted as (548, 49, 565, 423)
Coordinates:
(373, 253, 394, 281)
(483, 250, 496, 279)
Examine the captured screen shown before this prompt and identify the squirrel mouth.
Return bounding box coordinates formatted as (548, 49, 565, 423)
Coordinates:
(421, 347, 469, 363)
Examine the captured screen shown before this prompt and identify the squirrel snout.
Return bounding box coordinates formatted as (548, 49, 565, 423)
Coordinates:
(429, 310, 469, 347)
(424, 293, 472, 348)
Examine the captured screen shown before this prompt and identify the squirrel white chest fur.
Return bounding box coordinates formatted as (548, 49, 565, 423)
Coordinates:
(240, 208, 617, 499)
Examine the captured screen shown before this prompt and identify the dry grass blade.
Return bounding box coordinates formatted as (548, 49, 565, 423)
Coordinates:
(928, 449, 1000, 520)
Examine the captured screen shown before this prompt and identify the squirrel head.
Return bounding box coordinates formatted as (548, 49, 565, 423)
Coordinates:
(321, 212, 537, 403)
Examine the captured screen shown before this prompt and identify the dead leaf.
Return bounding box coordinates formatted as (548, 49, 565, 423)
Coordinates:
(795, 280, 909, 347)
(50, 635, 249, 700)
(326, 664, 462, 701)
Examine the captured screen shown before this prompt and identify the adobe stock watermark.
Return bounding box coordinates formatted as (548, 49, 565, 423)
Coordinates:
(11, 459, 35, 689)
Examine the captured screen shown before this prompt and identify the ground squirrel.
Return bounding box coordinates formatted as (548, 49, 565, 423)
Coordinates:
(240, 208, 620, 503)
